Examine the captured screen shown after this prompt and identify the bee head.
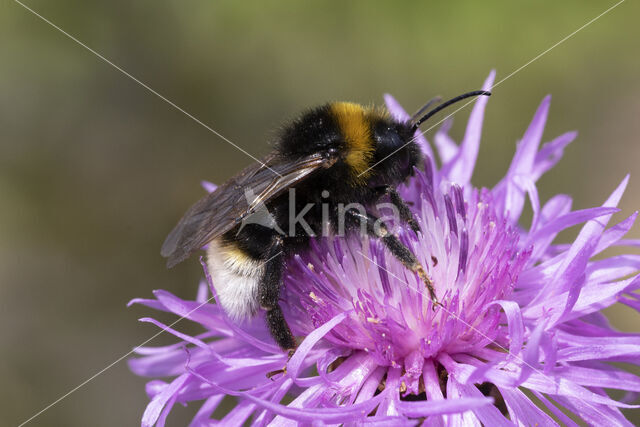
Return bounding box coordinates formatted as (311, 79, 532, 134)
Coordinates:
(366, 119, 422, 187)
(364, 90, 492, 186)
(276, 91, 490, 187)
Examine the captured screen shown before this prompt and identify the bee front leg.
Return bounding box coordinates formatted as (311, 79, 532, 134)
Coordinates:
(347, 210, 439, 307)
(375, 186, 420, 234)
(260, 236, 296, 352)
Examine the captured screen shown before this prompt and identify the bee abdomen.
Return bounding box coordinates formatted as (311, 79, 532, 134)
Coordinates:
(206, 239, 265, 321)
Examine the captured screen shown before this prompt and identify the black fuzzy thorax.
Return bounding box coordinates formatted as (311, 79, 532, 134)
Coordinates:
(226, 103, 422, 260)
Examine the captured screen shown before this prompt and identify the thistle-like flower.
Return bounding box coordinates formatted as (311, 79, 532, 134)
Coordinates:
(130, 71, 640, 425)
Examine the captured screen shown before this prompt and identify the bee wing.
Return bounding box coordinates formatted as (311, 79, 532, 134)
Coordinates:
(161, 151, 337, 267)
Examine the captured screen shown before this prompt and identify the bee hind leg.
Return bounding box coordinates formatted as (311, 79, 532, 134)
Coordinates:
(261, 236, 296, 379)
(260, 236, 296, 352)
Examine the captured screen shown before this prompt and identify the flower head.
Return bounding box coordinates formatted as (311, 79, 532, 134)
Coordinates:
(130, 71, 640, 425)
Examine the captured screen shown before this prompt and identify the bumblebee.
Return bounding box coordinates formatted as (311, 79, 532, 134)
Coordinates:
(161, 90, 490, 351)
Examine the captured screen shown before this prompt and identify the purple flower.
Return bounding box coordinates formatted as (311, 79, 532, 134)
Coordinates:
(129, 71, 640, 425)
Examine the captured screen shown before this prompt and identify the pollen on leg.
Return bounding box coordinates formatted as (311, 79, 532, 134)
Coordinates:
(413, 262, 439, 306)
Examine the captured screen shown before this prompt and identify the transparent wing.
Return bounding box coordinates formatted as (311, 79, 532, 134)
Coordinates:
(161, 151, 336, 267)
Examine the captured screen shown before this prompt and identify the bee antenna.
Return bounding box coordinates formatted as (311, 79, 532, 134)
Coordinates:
(411, 90, 491, 131)
(410, 96, 443, 122)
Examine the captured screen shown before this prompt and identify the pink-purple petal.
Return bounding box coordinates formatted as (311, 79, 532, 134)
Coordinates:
(141, 373, 189, 427)
(444, 70, 495, 186)
(434, 118, 458, 165)
(531, 131, 577, 181)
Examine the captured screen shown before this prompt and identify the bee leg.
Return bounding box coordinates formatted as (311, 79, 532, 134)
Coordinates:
(260, 236, 296, 352)
(262, 236, 297, 379)
(266, 348, 296, 380)
(347, 210, 439, 307)
(375, 186, 421, 234)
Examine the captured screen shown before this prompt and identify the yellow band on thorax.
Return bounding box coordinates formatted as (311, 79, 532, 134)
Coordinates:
(330, 102, 375, 180)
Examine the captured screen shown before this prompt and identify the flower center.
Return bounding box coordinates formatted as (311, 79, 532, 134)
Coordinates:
(283, 174, 531, 370)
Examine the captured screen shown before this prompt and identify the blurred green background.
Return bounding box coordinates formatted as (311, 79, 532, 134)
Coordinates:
(2, 1, 639, 425)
